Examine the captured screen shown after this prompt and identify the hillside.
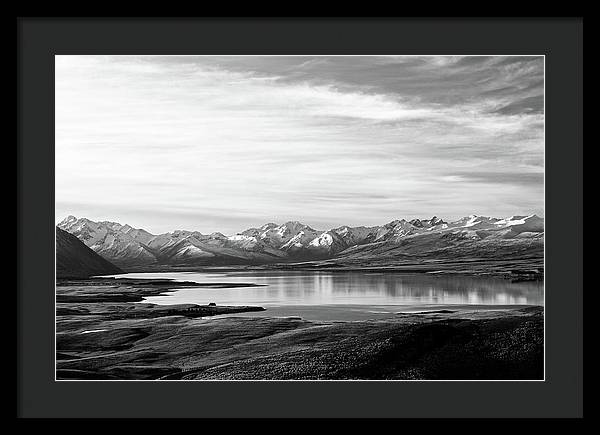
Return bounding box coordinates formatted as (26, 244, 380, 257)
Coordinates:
(56, 227, 123, 278)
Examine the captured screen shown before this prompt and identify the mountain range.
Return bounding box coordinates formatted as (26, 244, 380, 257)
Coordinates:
(57, 214, 544, 270)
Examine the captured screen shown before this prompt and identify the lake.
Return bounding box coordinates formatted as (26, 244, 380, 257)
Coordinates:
(103, 271, 544, 321)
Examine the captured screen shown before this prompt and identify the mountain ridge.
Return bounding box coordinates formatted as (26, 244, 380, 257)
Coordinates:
(56, 227, 123, 278)
(57, 214, 544, 269)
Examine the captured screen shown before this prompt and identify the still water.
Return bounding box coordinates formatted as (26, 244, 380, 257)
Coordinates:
(105, 271, 543, 317)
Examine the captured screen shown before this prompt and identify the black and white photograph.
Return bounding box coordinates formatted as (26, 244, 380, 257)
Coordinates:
(54, 55, 545, 381)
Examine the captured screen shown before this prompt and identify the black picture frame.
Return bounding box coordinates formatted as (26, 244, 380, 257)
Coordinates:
(17, 17, 583, 418)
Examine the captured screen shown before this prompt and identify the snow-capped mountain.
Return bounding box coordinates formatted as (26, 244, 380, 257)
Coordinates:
(57, 214, 544, 269)
(335, 214, 544, 265)
(58, 216, 157, 266)
(238, 221, 350, 258)
(242, 221, 321, 248)
(57, 216, 292, 267)
(364, 216, 449, 243)
(306, 231, 348, 256)
(331, 225, 379, 246)
(281, 230, 348, 258)
(280, 228, 324, 251)
(410, 216, 447, 229)
(493, 215, 544, 233)
(448, 215, 501, 229)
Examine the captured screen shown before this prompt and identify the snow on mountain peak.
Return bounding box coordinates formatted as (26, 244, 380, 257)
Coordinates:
(58, 213, 543, 266)
(429, 216, 445, 225)
(60, 215, 78, 225)
(309, 232, 333, 247)
(281, 221, 313, 231)
(494, 214, 544, 232)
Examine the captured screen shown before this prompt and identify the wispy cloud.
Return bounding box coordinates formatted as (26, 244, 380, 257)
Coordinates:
(55, 55, 544, 234)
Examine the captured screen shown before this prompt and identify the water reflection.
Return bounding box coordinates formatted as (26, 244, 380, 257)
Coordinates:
(109, 271, 544, 307)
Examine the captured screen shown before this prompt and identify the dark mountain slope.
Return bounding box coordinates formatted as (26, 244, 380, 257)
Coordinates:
(56, 227, 123, 278)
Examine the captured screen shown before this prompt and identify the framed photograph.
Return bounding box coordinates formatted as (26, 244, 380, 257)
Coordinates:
(17, 17, 583, 418)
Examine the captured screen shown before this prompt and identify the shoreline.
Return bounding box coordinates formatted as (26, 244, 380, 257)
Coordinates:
(106, 256, 544, 282)
(56, 276, 543, 380)
(209, 303, 543, 322)
(56, 277, 266, 317)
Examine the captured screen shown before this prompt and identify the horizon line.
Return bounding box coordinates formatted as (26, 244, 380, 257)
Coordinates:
(56, 212, 544, 236)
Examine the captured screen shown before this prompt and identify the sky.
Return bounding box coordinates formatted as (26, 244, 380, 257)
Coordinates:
(55, 55, 544, 235)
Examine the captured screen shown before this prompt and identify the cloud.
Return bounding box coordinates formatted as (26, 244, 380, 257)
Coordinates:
(447, 171, 544, 186)
(55, 56, 544, 234)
